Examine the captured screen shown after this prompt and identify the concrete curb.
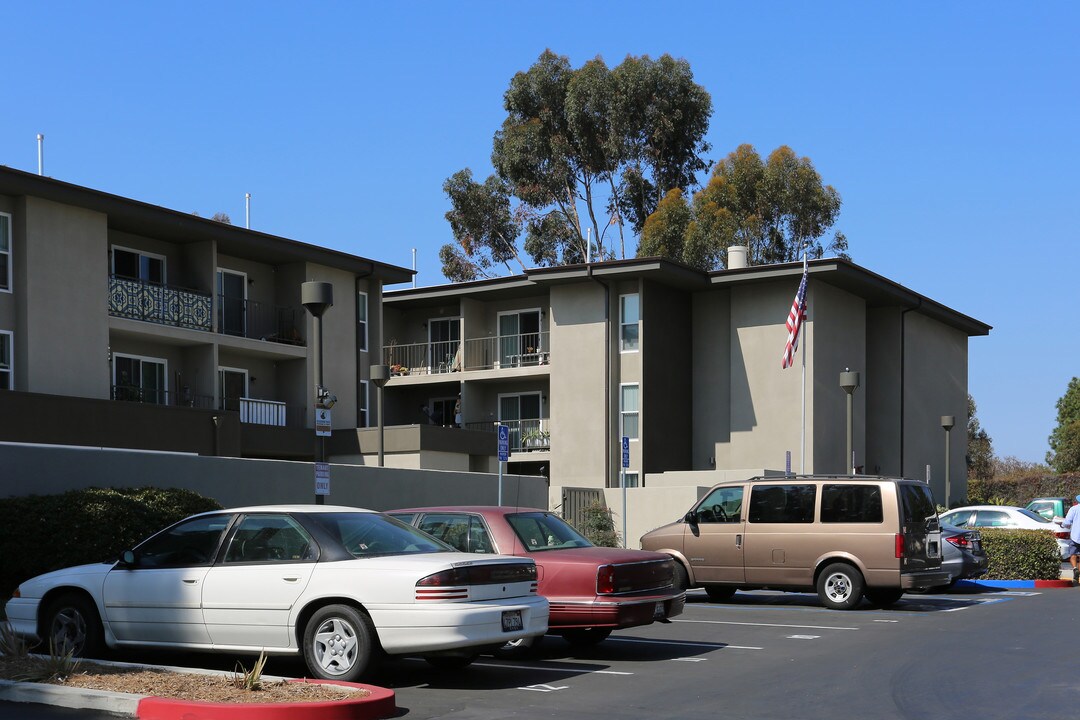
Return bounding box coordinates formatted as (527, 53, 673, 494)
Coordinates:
(0, 657, 396, 719)
(954, 579, 1075, 589)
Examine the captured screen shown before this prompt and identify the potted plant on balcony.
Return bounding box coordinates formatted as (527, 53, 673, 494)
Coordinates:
(521, 428, 550, 450)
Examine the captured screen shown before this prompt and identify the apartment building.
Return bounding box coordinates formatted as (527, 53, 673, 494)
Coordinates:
(0, 167, 410, 458)
(380, 257, 990, 513)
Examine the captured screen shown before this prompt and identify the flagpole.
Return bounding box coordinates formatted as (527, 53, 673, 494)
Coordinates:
(800, 250, 808, 474)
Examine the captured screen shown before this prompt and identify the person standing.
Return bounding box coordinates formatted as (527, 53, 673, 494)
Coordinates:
(1062, 494, 1080, 584)
(454, 395, 462, 428)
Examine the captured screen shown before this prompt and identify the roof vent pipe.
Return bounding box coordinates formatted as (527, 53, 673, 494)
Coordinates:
(37, 134, 44, 176)
(727, 245, 748, 269)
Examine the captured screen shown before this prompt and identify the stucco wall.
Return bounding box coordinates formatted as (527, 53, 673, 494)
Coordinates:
(691, 290, 731, 470)
(303, 263, 359, 429)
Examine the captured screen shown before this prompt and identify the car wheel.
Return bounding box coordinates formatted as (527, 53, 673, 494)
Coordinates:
(863, 588, 904, 607)
(494, 634, 542, 659)
(425, 653, 479, 670)
(44, 594, 103, 658)
(816, 563, 865, 610)
(672, 561, 690, 592)
(560, 627, 612, 646)
(302, 604, 379, 682)
(704, 585, 736, 602)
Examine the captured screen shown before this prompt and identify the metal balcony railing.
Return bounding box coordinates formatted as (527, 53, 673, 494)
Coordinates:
(109, 275, 212, 331)
(464, 418, 549, 453)
(217, 296, 305, 346)
(383, 332, 549, 375)
(111, 385, 216, 408)
(112, 386, 304, 428)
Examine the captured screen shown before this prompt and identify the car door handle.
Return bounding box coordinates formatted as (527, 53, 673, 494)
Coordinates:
(182, 579, 200, 585)
(282, 577, 301, 583)
(735, 534, 743, 549)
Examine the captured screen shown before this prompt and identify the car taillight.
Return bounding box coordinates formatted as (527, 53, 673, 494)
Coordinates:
(895, 533, 905, 559)
(415, 563, 537, 601)
(1055, 531, 1070, 540)
(597, 565, 616, 594)
(946, 534, 971, 549)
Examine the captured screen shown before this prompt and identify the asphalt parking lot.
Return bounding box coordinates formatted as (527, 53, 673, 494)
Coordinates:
(2, 585, 1074, 720)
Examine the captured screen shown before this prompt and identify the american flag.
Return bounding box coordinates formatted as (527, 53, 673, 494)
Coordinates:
(781, 264, 808, 369)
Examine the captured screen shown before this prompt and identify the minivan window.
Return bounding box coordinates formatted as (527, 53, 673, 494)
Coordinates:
(900, 483, 937, 524)
(696, 486, 744, 523)
(748, 485, 816, 523)
(821, 485, 883, 523)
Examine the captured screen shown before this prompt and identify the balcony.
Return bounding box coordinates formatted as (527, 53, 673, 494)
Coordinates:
(112, 386, 305, 428)
(465, 418, 549, 453)
(108, 275, 211, 331)
(383, 332, 549, 376)
(218, 296, 305, 347)
(111, 384, 215, 408)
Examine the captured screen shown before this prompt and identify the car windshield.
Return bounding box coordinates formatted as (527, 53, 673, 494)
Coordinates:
(309, 512, 454, 558)
(1017, 508, 1051, 524)
(507, 512, 592, 551)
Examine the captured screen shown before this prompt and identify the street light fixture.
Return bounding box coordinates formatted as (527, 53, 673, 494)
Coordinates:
(302, 281, 333, 505)
(941, 415, 955, 507)
(370, 365, 390, 467)
(839, 370, 860, 474)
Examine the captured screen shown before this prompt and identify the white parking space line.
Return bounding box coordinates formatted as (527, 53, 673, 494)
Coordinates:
(471, 661, 634, 675)
(671, 658, 707, 662)
(786, 635, 820, 639)
(672, 619, 857, 631)
(520, 684, 569, 692)
(606, 637, 762, 650)
(874, 619, 900, 623)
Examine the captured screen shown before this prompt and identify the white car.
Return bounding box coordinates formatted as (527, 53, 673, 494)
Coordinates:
(4, 505, 548, 681)
(939, 505, 1071, 559)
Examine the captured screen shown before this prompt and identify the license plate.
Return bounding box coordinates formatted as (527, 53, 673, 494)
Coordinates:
(502, 610, 523, 632)
(653, 601, 665, 619)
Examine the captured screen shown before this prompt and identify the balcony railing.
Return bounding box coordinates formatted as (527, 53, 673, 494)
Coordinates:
(111, 385, 216, 408)
(112, 386, 304, 428)
(464, 418, 549, 453)
(383, 331, 549, 375)
(109, 275, 212, 331)
(218, 296, 305, 346)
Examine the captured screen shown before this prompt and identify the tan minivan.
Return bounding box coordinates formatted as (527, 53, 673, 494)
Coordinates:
(640, 475, 949, 609)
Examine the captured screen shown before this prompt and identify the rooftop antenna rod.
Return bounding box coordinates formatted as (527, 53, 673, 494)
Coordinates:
(412, 248, 417, 288)
(586, 228, 592, 263)
(245, 193, 251, 229)
(36, 134, 44, 175)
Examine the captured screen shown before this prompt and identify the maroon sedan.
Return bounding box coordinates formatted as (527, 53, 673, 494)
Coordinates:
(387, 506, 685, 652)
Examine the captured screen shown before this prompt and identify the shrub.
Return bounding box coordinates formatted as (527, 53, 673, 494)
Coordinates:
(0, 487, 221, 603)
(567, 502, 621, 548)
(978, 528, 1062, 581)
(967, 472, 1080, 507)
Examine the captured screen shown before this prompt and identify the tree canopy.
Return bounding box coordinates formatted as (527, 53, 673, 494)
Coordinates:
(966, 394, 994, 481)
(1048, 377, 1080, 473)
(440, 50, 712, 281)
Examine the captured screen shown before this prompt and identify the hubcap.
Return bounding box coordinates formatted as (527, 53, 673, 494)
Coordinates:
(312, 618, 358, 675)
(50, 608, 87, 655)
(825, 573, 851, 601)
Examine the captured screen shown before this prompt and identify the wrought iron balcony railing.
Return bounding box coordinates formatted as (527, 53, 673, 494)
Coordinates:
(383, 331, 549, 375)
(108, 275, 212, 331)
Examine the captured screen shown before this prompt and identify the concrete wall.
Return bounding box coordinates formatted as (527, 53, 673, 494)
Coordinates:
(0, 443, 549, 511)
(23, 197, 110, 398)
(303, 263, 359, 429)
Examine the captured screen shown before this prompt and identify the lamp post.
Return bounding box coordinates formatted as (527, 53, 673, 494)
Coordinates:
(302, 281, 333, 505)
(370, 365, 390, 467)
(839, 370, 860, 474)
(941, 415, 955, 507)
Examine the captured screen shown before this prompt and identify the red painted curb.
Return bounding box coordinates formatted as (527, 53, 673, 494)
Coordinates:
(1035, 579, 1075, 588)
(135, 680, 396, 720)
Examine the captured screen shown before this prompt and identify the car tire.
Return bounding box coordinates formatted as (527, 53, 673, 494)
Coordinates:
(302, 604, 379, 682)
(863, 588, 904, 607)
(672, 562, 690, 593)
(559, 627, 612, 646)
(816, 563, 865, 610)
(43, 593, 104, 658)
(494, 633, 543, 659)
(425, 653, 479, 670)
(704, 585, 736, 602)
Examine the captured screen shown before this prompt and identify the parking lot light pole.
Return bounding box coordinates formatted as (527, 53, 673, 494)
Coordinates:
(370, 365, 390, 467)
(840, 370, 860, 474)
(302, 281, 333, 505)
(941, 415, 955, 508)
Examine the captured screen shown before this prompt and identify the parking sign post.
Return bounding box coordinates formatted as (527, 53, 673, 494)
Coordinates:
(621, 436, 630, 549)
(497, 425, 510, 506)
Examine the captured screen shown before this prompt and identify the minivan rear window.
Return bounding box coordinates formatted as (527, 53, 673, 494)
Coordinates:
(748, 485, 816, 523)
(900, 483, 937, 524)
(821, 485, 883, 523)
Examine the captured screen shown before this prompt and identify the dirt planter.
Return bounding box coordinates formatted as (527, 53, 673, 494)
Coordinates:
(136, 680, 396, 720)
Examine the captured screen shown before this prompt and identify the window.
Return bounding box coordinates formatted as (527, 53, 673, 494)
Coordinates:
(428, 317, 460, 373)
(308, 512, 451, 558)
(620, 384, 639, 439)
(0, 331, 11, 390)
(133, 515, 232, 567)
(696, 486, 743, 523)
(0, 212, 10, 292)
(972, 510, 1013, 528)
(358, 380, 369, 427)
(498, 309, 542, 366)
(416, 513, 495, 554)
(748, 484, 816, 524)
(821, 485, 883, 523)
(623, 472, 640, 489)
(219, 367, 248, 411)
(357, 291, 368, 352)
(506, 512, 591, 551)
(217, 269, 247, 337)
(113, 354, 167, 404)
(112, 246, 165, 283)
(941, 509, 974, 527)
(620, 293, 639, 351)
(499, 392, 542, 451)
(223, 514, 316, 564)
(900, 483, 937, 525)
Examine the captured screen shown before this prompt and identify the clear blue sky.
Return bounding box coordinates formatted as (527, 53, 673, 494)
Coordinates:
(2, 2, 1076, 463)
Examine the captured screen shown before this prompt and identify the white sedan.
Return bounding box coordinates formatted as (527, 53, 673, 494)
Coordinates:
(5, 505, 548, 681)
(939, 505, 1071, 559)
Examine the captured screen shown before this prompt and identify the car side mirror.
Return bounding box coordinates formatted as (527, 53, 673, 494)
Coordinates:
(684, 510, 699, 525)
(118, 550, 136, 567)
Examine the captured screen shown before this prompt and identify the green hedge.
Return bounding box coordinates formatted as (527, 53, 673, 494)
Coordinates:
(967, 472, 1080, 507)
(0, 487, 221, 604)
(978, 528, 1062, 580)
